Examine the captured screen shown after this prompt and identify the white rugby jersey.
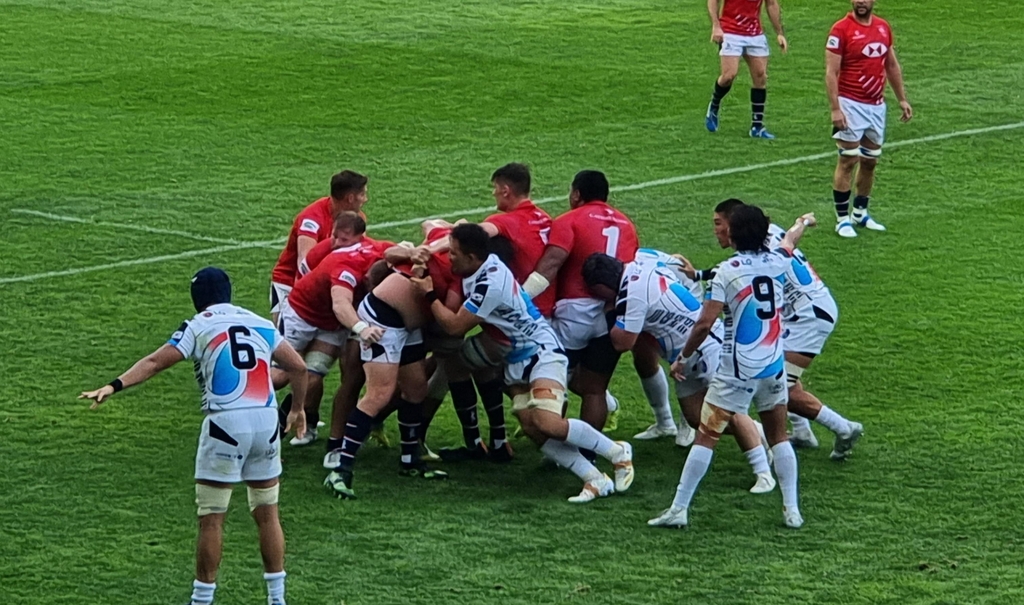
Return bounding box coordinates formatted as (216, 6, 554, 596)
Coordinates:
(709, 251, 788, 380)
(634, 248, 705, 300)
(614, 260, 723, 361)
(462, 254, 562, 363)
(169, 303, 281, 413)
(765, 224, 835, 320)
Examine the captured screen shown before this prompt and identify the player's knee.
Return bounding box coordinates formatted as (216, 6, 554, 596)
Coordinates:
(529, 388, 565, 416)
(196, 484, 232, 517)
(304, 350, 335, 376)
(247, 484, 280, 512)
(699, 403, 731, 438)
(859, 146, 882, 161)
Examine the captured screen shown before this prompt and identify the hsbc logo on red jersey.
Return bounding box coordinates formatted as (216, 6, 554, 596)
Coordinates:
(862, 42, 888, 57)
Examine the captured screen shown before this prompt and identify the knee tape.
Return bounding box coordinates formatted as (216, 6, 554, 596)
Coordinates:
(785, 362, 805, 386)
(699, 403, 731, 437)
(196, 484, 232, 517)
(247, 484, 280, 511)
(305, 350, 336, 376)
(859, 146, 882, 159)
(511, 392, 532, 413)
(837, 146, 861, 157)
(529, 388, 565, 416)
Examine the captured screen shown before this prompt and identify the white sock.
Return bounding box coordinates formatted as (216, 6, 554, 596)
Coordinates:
(641, 368, 675, 429)
(788, 412, 812, 433)
(541, 440, 603, 483)
(744, 446, 770, 476)
(815, 405, 852, 436)
(605, 391, 619, 413)
(671, 444, 713, 510)
(190, 580, 216, 605)
(264, 571, 286, 604)
(565, 418, 621, 460)
(771, 441, 799, 511)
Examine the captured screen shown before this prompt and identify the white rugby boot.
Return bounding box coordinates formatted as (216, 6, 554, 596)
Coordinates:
(634, 423, 677, 440)
(567, 474, 614, 504)
(648, 506, 689, 528)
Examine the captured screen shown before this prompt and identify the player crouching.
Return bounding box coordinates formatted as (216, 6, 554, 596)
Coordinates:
(414, 224, 635, 503)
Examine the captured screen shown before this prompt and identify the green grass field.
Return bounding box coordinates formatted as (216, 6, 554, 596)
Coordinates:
(3, 0, 1024, 603)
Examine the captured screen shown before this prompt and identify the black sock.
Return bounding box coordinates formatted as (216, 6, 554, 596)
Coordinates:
(397, 400, 422, 466)
(337, 408, 373, 471)
(277, 392, 293, 436)
(710, 80, 732, 112)
(750, 88, 766, 129)
(852, 195, 870, 216)
(833, 189, 851, 218)
(476, 378, 507, 447)
(449, 380, 481, 448)
(306, 408, 319, 432)
(326, 437, 345, 452)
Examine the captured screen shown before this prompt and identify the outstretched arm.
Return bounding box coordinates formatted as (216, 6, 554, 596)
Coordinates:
(80, 344, 185, 407)
(778, 213, 817, 252)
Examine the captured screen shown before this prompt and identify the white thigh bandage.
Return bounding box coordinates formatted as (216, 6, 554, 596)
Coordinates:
(196, 484, 232, 517)
(529, 387, 565, 416)
(785, 362, 805, 386)
(247, 484, 280, 511)
(837, 146, 861, 157)
(699, 403, 732, 436)
(859, 146, 882, 159)
(511, 393, 532, 413)
(305, 350, 336, 376)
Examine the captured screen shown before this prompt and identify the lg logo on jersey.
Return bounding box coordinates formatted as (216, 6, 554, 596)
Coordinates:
(862, 42, 887, 57)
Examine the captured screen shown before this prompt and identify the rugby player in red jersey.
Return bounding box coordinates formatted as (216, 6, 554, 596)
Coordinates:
(525, 170, 640, 447)
(826, 0, 912, 238)
(273, 213, 397, 446)
(269, 170, 368, 324)
(705, 0, 788, 138)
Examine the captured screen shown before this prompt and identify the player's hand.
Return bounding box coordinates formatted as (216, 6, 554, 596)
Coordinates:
(831, 108, 848, 131)
(360, 326, 385, 344)
(670, 360, 687, 382)
(411, 246, 431, 265)
(711, 25, 724, 45)
(899, 100, 913, 122)
(671, 254, 698, 280)
(285, 408, 307, 440)
(411, 274, 434, 294)
(777, 35, 788, 53)
(80, 385, 115, 409)
(797, 212, 817, 228)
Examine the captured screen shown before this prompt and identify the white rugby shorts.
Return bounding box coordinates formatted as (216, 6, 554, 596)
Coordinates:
(704, 370, 788, 415)
(278, 299, 347, 351)
(505, 346, 569, 388)
(195, 407, 281, 483)
(551, 298, 608, 351)
(356, 301, 424, 365)
(720, 33, 770, 58)
(833, 96, 886, 146)
(783, 300, 838, 356)
(269, 282, 292, 315)
(674, 338, 723, 399)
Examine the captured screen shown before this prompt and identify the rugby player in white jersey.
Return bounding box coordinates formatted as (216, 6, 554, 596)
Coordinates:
(80, 268, 309, 605)
(649, 206, 814, 530)
(764, 222, 864, 458)
(414, 223, 635, 503)
(583, 252, 777, 494)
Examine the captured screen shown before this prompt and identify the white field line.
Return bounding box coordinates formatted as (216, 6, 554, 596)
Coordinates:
(9, 208, 280, 247)
(0, 241, 282, 285)
(5, 120, 1024, 286)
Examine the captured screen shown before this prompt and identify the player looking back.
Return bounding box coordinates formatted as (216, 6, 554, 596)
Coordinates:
(80, 268, 309, 605)
(705, 0, 788, 139)
(827, 0, 912, 237)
